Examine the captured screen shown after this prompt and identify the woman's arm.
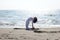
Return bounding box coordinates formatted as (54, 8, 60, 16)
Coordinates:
(32, 21, 35, 29)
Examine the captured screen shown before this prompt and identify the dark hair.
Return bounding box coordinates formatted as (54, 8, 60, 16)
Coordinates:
(33, 17, 37, 23)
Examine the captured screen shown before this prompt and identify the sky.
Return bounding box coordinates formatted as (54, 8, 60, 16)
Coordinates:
(0, 0, 60, 13)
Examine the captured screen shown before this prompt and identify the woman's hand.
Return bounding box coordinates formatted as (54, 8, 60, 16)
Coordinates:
(31, 27, 35, 30)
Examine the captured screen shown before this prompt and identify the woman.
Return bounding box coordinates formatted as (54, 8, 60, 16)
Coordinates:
(26, 17, 37, 30)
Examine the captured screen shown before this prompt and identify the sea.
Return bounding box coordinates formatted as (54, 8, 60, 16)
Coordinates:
(0, 10, 60, 28)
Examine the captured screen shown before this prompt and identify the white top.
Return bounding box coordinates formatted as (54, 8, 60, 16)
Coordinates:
(26, 17, 33, 29)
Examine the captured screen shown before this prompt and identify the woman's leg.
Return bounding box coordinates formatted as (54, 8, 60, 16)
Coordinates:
(26, 21, 29, 30)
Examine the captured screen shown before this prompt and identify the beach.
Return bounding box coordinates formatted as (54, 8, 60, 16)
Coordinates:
(0, 28, 60, 40)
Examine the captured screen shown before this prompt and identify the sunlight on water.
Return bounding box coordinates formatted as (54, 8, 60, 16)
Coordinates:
(0, 10, 60, 28)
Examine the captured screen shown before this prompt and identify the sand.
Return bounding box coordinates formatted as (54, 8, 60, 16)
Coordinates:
(0, 28, 60, 40)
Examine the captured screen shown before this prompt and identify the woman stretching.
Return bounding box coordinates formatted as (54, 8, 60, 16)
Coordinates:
(26, 17, 37, 30)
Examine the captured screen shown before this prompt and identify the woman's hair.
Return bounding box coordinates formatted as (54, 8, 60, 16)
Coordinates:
(33, 17, 37, 23)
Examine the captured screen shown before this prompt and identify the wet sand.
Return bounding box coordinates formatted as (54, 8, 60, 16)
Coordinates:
(0, 28, 60, 40)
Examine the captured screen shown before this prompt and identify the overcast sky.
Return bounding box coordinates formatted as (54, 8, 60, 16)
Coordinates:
(0, 0, 60, 12)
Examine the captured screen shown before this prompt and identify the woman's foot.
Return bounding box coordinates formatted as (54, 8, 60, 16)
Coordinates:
(26, 28, 39, 30)
(26, 28, 30, 30)
(26, 28, 35, 30)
